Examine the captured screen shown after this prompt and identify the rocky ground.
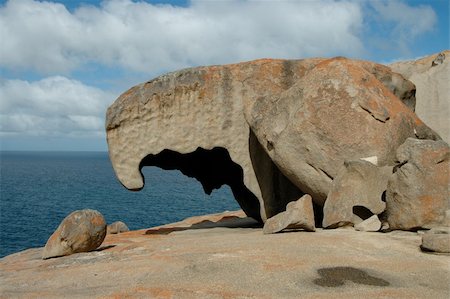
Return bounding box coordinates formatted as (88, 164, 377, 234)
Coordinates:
(1, 210, 449, 299)
(2, 52, 449, 298)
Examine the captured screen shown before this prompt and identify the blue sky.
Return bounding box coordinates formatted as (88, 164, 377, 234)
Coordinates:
(0, 0, 448, 151)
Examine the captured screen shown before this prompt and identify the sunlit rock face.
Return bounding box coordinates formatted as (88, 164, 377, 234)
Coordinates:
(42, 209, 106, 259)
(390, 50, 450, 144)
(386, 138, 449, 230)
(106, 57, 439, 222)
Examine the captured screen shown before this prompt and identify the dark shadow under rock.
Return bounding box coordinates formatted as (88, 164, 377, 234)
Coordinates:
(314, 266, 390, 287)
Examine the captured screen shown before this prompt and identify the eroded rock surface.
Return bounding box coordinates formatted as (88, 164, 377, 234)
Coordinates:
(42, 209, 106, 259)
(245, 58, 438, 207)
(322, 160, 392, 228)
(386, 138, 450, 230)
(263, 194, 315, 234)
(390, 50, 450, 143)
(106, 57, 438, 222)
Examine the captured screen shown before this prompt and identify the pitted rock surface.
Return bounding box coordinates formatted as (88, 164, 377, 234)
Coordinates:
(106, 57, 438, 222)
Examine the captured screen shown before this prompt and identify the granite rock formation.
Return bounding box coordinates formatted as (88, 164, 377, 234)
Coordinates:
(263, 194, 315, 234)
(42, 209, 106, 259)
(245, 58, 438, 208)
(106, 57, 439, 222)
(390, 50, 450, 143)
(386, 138, 449, 230)
(322, 160, 392, 228)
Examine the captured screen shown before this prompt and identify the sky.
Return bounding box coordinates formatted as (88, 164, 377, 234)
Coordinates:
(0, 0, 448, 151)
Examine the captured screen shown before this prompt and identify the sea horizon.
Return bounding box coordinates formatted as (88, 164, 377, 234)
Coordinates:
(0, 150, 240, 258)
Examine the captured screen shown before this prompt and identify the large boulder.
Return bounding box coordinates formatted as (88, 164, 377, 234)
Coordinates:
(386, 138, 450, 230)
(106, 57, 438, 222)
(42, 209, 107, 259)
(245, 58, 438, 206)
(322, 160, 392, 228)
(390, 50, 450, 143)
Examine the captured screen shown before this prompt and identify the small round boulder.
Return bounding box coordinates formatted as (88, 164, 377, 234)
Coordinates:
(42, 209, 107, 259)
(107, 221, 130, 234)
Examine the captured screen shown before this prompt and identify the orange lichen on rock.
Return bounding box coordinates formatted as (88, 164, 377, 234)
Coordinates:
(387, 138, 449, 230)
(106, 56, 440, 223)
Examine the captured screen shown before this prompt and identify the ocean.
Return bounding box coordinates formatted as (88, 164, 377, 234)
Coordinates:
(0, 151, 240, 258)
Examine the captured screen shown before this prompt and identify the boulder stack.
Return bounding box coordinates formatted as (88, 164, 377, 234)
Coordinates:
(106, 56, 439, 223)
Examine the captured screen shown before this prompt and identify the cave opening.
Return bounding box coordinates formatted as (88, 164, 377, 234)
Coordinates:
(139, 147, 262, 222)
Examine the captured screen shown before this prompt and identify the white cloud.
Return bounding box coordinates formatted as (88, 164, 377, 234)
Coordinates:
(371, 0, 436, 37)
(0, 0, 439, 143)
(0, 76, 116, 136)
(0, 0, 365, 74)
(370, 0, 437, 53)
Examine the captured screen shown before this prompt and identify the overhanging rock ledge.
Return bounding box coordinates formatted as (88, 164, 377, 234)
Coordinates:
(106, 57, 439, 222)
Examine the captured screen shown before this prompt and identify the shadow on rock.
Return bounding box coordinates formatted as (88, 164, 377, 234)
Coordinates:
(314, 266, 390, 287)
(145, 215, 261, 235)
(93, 245, 116, 252)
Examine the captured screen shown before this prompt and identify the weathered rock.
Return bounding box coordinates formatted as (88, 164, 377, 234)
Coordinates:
(263, 194, 315, 234)
(106, 57, 438, 222)
(355, 215, 382, 232)
(42, 209, 107, 259)
(322, 160, 392, 228)
(386, 138, 450, 230)
(421, 227, 450, 253)
(245, 58, 438, 207)
(107, 221, 129, 234)
(390, 50, 450, 143)
(2, 211, 450, 298)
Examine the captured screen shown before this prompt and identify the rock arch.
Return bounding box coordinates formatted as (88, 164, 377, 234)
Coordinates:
(106, 57, 437, 222)
(139, 147, 262, 222)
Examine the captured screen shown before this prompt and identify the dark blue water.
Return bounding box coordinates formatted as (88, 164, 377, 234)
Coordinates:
(0, 151, 240, 258)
